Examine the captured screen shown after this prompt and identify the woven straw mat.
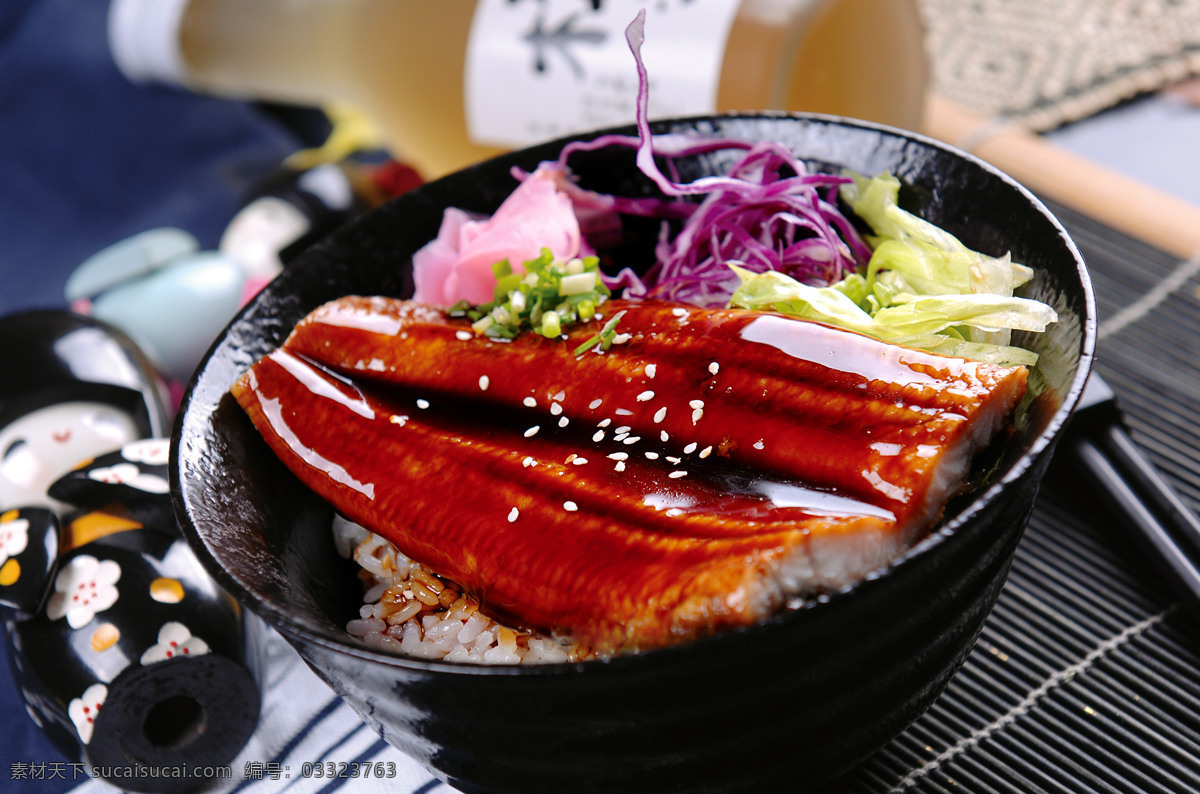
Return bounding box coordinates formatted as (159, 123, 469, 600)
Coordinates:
(918, 0, 1200, 131)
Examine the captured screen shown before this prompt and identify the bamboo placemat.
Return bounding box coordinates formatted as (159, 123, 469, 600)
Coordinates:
(838, 199, 1200, 793)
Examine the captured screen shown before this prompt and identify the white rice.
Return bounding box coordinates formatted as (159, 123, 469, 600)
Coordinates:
(334, 515, 583, 665)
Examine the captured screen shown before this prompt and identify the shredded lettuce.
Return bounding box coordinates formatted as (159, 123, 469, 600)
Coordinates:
(834, 172, 1049, 358)
(729, 172, 1059, 372)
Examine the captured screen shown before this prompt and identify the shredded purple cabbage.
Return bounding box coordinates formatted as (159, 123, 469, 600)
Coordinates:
(524, 10, 873, 307)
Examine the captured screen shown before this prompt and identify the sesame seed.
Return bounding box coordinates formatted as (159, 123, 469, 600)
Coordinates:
(553, 390, 566, 401)
(615, 408, 633, 416)
(669, 471, 687, 479)
(598, 418, 612, 428)
(522, 456, 536, 467)
(709, 362, 720, 375)
(416, 398, 430, 409)
(479, 375, 490, 391)
(524, 426, 540, 437)
(683, 442, 698, 454)
(614, 432, 629, 442)
(550, 402, 563, 416)
(607, 452, 628, 460)
(672, 307, 688, 317)
(563, 501, 578, 512)
(593, 430, 605, 442)
(689, 399, 705, 409)
(660, 430, 670, 442)
(613, 333, 631, 344)
(644, 451, 659, 460)
(456, 330, 472, 341)
(588, 398, 603, 409)
(692, 408, 704, 424)
(615, 425, 631, 434)
(389, 415, 408, 426)
(754, 440, 765, 449)
(523, 397, 537, 408)
(623, 436, 641, 445)
(508, 507, 519, 522)
(699, 446, 713, 458)
(572, 457, 588, 465)
(645, 364, 657, 378)
(653, 407, 667, 423)
(665, 508, 684, 517)
(558, 417, 569, 428)
(565, 454, 576, 463)
(614, 460, 626, 472)
(637, 390, 655, 402)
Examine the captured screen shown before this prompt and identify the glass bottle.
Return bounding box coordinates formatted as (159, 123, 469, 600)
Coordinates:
(109, 0, 927, 179)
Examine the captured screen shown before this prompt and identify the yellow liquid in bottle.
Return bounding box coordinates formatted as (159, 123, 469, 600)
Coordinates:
(178, 0, 926, 179)
(722, 0, 928, 130)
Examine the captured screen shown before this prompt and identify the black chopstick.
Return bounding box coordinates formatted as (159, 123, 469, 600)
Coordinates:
(1058, 374, 1200, 621)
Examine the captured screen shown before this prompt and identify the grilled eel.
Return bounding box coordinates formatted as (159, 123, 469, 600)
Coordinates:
(232, 297, 1028, 653)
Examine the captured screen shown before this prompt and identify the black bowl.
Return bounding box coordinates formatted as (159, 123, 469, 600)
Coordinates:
(172, 113, 1095, 793)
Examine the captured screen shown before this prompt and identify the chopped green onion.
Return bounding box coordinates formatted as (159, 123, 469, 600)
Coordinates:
(559, 271, 599, 296)
(460, 248, 612, 341)
(490, 305, 512, 326)
(574, 310, 627, 356)
(540, 310, 562, 338)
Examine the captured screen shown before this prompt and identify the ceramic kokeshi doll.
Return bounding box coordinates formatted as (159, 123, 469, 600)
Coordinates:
(0, 310, 261, 792)
(63, 228, 249, 389)
(64, 162, 377, 391)
(218, 160, 376, 282)
(0, 507, 59, 621)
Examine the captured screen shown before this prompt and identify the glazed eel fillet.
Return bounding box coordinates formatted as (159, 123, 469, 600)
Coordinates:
(232, 296, 1028, 653)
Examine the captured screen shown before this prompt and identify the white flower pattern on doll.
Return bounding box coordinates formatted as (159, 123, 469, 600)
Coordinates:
(87, 461, 168, 494)
(121, 438, 170, 466)
(68, 683, 107, 744)
(140, 621, 210, 665)
(0, 515, 29, 565)
(46, 555, 121, 629)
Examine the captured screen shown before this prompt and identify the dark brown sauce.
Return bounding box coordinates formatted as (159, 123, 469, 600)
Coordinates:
(266, 348, 897, 528)
(285, 298, 1002, 524)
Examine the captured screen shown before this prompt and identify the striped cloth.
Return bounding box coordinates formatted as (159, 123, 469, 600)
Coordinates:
(73, 624, 458, 794)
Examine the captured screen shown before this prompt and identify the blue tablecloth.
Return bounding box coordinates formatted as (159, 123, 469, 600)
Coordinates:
(0, 0, 304, 317)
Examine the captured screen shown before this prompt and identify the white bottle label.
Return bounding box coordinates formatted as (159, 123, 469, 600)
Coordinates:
(466, 0, 740, 149)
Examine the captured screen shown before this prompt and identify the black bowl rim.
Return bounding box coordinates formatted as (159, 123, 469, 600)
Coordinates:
(171, 110, 1097, 678)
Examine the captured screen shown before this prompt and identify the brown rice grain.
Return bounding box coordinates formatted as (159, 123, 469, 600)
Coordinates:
(386, 600, 423, 625)
(412, 568, 444, 593)
(411, 581, 441, 605)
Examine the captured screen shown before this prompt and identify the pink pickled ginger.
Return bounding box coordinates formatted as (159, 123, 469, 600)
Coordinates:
(412, 167, 582, 306)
